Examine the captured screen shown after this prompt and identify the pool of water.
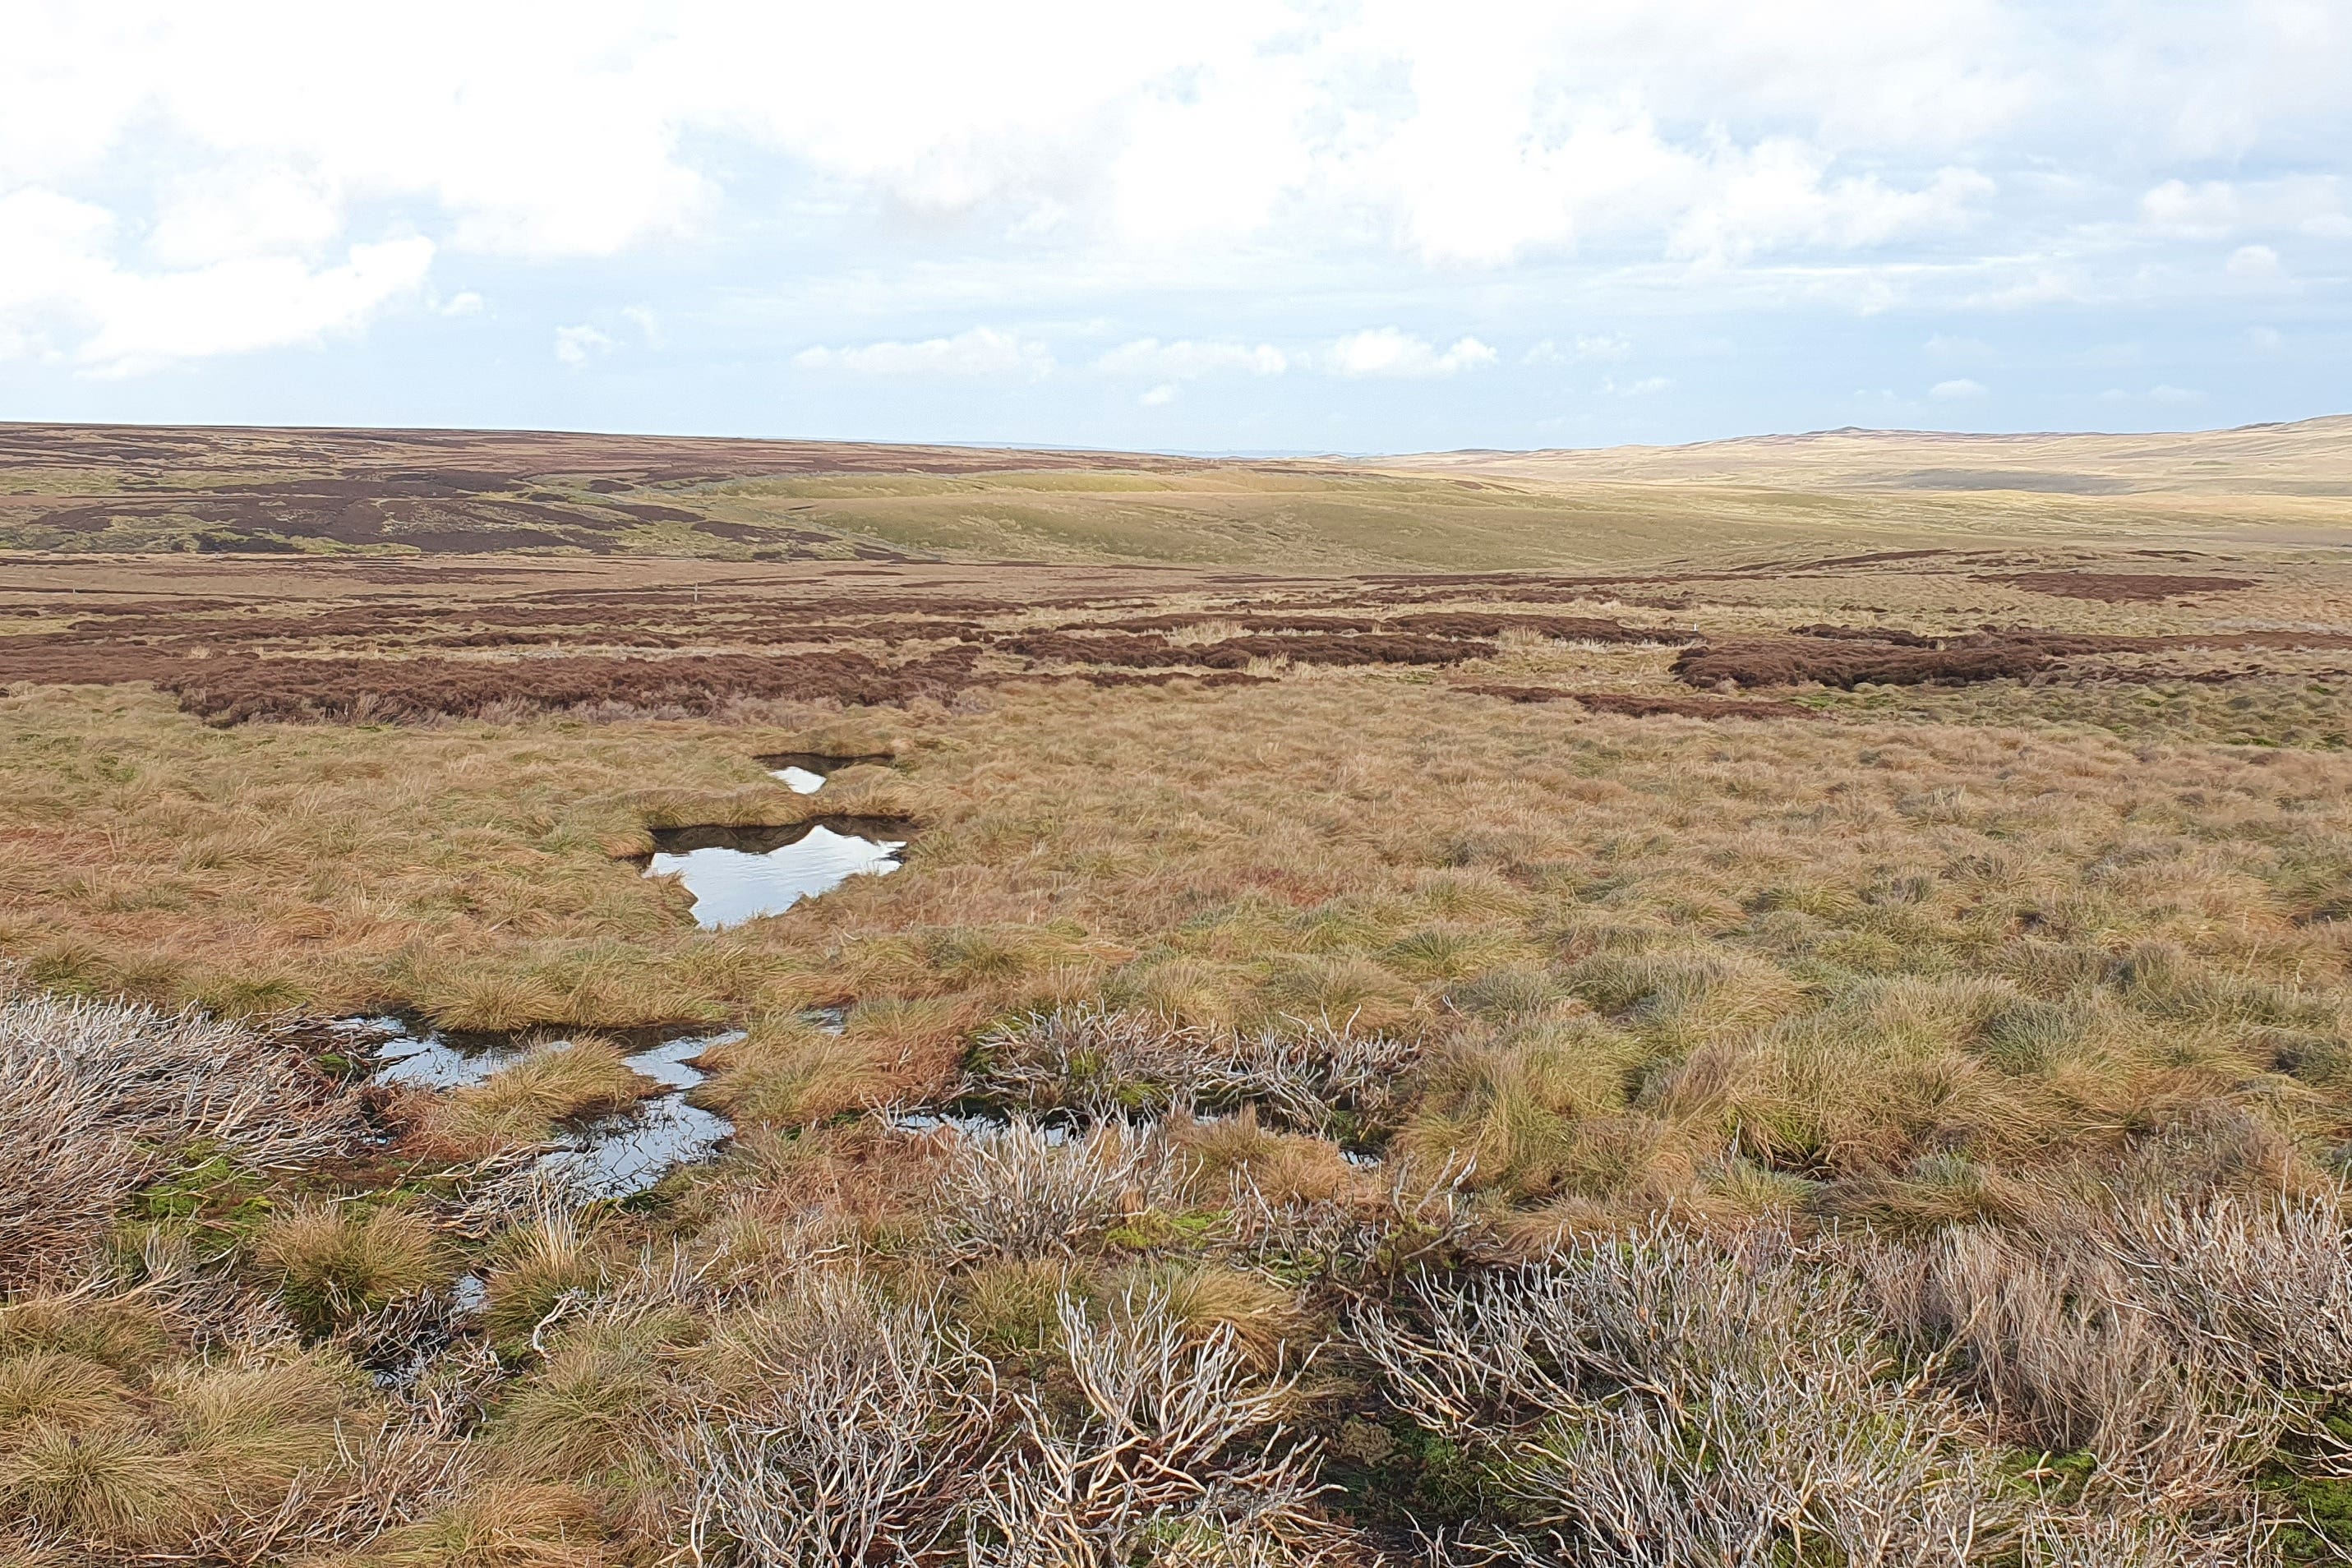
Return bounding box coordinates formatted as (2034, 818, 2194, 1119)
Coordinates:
(355, 1017, 528, 1090)
(757, 752, 893, 799)
(353, 1019, 745, 1198)
(644, 818, 907, 929)
(758, 750, 892, 796)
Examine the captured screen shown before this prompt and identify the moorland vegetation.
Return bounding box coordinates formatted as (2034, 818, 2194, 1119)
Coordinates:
(7, 424, 2352, 1564)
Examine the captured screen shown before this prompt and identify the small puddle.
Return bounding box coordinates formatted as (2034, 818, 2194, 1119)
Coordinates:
(353, 1016, 526, 1091)
(352, 1019, 745, 1198)
(643, 818, 907, 929)
(759, 750, 892, 796)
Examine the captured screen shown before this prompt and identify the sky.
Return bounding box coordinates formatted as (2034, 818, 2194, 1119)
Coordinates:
(2, 2, 2348, 454)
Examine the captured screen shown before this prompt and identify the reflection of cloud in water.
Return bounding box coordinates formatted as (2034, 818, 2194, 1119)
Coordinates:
(772, 764, 826, 793)
(757, 751, 892, 799)
(646, 822, 905, 929)
(354, 1021, 745, 1197)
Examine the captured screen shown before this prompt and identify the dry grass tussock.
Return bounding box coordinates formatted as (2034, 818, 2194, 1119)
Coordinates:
(0, 977, 359, 1280)
(413, 1037, 652, 1157)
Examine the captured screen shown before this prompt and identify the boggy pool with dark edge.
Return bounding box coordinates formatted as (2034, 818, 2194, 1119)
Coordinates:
(641, 816, 909, 929)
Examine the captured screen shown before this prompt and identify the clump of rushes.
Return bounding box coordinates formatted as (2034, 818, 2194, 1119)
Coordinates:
(294, 1482, 613, 1568)
(1398, 1015, 1649, 1201)
(0, 1421, 201, 1551)
(0, 1294, 171, 1375)
(0, 1353, 135, 1434)
(492, 1309, 697, 1478)
(1176, 1109, 1362, 1206)
(957, 1257, 1096, 1354)
(422, 1039, 651, 1155)
(482, 1209, 611, 1360)
(1114, 1259, 1308, 1372)
(164, 1354, 367, 1508)
(256, 1203, 442, 1337)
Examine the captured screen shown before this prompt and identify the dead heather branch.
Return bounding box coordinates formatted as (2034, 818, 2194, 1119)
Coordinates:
(1193, 1017, 1423, 1135)
(975, 1004, 1206, 1117)
(1501, 1365, 2011, 1568)
(974, 1006, 1418, 1133)
(933, 1118, 1190, 1261)
(681, 1273, 1001, 1567)
(0, 986, 359, 1282)
(1224, 1154, 1486, 1284)
(447, 1152, 577, 1238)
(1355, 1222, 2020, 1566)
(2019, 1510, 2275, 1568)
(971, 1285, 1349, 1567)
(1362, 1218, 2300, 1561)
(2085, 1189, 2352, 1400)
(1865, 1225, 2282, 1510)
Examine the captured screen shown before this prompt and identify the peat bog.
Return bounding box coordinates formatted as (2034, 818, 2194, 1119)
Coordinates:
(12, 422, 2352, 1564)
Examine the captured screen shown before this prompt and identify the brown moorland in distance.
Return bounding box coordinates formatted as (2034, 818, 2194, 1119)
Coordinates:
(4, 413, 2350, 567)
(8, 415, 2352, 1564)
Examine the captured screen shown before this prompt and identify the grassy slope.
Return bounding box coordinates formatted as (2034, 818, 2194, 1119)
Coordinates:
(2, 416, 2346, 570)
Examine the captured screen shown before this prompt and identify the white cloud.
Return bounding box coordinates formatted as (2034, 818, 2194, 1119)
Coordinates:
(1925, 333, 1994, 362)
(554, 324, 615, 368)
(439, 290, 485, 316)
(1326, 329, 1496, 378)
(148, 165, 344, 268)
(1668, 147, 1993, 265)
(2247, 324, 2283, 352)
(1096, 338, 1285, 377)
(1139, 382, 1177, 406)
(1603, 375, 1674, 397)
(2099, 383, 2206, 404)
(1929, 377, 1988, 399)
(2141, 179, 2239, 238)
(1526, 334, 1630, 365)
(794, 326, 1054, 378)
(1, 2, 2348, 399)
(15, 2, 2329, 295)
(620, 305, 662, 346)
(2225, 243, 2286, 283)
(2141, 175, 2350, 240)
(0, 185, 432, 375)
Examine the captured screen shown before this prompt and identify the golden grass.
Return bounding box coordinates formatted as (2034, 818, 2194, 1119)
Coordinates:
(0, 1421, 201, 1547)
(11, 648, 2352, 1217)
(299, 1483, 612, 1568)
(1117, 1259, 1308, 1371)
(256, 1205, 443, 1336)
(0, 1295, 169, 1375)
(689, 1020, 887, 1126)
(482, 1211, 611, 1359)
(956, 1257, 1092, 1354)
(1177, 1110, 1361, 1206)
(11, 535, 2352, 1557)
(166, 1354, 366, 1503)
(491, 1312, 694, 1479)
(0, 1354, 131, 1433)
(420, 1040, 651, 1155)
